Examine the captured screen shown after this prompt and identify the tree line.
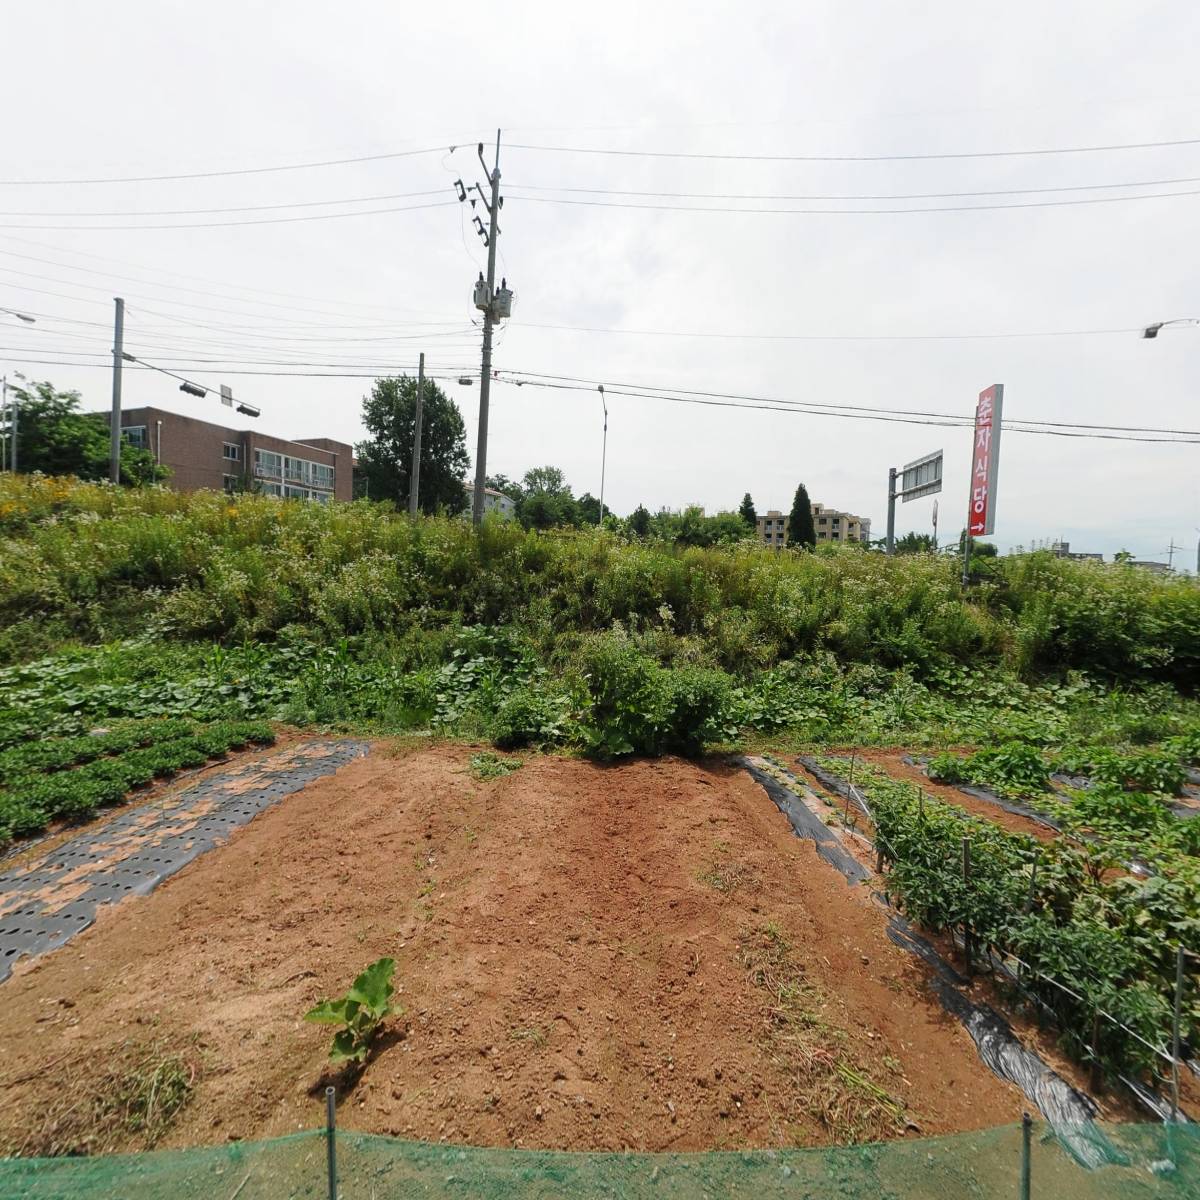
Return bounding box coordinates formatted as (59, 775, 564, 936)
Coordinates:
(6, 374, 949, 555)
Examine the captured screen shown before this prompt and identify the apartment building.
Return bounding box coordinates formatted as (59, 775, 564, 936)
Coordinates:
(812, 503, 871, 545)
(756, 503, 872, 548)
(757, 510, 789, 548)
(113, 407, 353, 502)
(462, 485, 517, 519)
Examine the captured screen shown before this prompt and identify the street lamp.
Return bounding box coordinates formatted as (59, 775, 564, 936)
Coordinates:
(1, 308, 35, 324)
(1142, 318, 1199, 339)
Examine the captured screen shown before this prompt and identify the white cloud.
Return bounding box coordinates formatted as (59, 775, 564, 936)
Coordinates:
(1, 0, 1197, 562)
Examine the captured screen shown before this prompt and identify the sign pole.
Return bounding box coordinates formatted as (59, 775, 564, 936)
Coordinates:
(886, 466, 897, 555)
(894, 449, 943, 556)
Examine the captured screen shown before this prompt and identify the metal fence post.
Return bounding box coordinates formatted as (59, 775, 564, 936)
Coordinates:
(962, 836, 973, 972)
(1089, 1006, 1103, 1092)
(1171, 945, 1185, 1122)
(1020, 1112, 1032, 1200)
(325, 1085, 338, 1200)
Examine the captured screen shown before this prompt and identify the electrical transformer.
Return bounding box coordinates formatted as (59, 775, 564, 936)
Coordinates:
(493, 278, 513, 320)
(472, 273, 490, 312)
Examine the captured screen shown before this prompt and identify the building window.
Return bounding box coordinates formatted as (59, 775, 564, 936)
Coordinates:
(818, 517, 827, 525)
(260, 482, 283, 497)
(223, 442, 241, 461)
(254, 449, 282, 478)
(122, 425, 147, 449)
(223, 474, 240, 494)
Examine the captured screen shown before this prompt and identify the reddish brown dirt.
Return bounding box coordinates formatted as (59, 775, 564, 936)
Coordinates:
(0, 744, 1037, 1154)
(816, 748, 1060, 844)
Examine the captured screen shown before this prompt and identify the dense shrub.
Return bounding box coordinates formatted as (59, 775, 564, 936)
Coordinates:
(5, 476, 1196, 687)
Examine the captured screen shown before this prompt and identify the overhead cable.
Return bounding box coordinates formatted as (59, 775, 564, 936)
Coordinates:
(0, 199, 458, 231)
(507, 135, 1200, 163)
(508, 174, 1200, 201)
(509, 186, 1200, 215)
(0, 145, 456, 186)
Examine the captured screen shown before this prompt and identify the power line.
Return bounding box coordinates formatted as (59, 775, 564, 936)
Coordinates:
(494, 368, 1200, 439)
(0, 356, 478, 378)
(0, 233, 465, 320)
(511, 320, 1138, 342)
(0, 275, 472, 335)
(508, 134, 1200, 163)
(5, 353, 1197, 442)
(498, 375, 1199, 444)
(0, 199, 458, 231)
(509, 173, 1200, 202)
(0, 188, 447, 218)
(0, 294, 1151, 348)
(0, 246, 466, 325)
(0, 144, 456, 186)
(509, 186, 1200, 216)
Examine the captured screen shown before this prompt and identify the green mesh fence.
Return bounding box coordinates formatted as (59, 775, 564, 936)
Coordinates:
(1, 1122, 1197, 1199)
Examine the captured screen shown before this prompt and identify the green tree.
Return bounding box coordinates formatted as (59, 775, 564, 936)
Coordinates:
(521, 465, 569, 496)
(628, 504, 651, 537)
(354, 375, 469, 514)
(577, 491, 602, 525)
(787, 483, 816, 549)
(517, 464, 579, 529)
(895, 531, 935, 554)
(738, 492, 757, 529)
(486, 473, 523, 502)
(4, 379, 165, 485)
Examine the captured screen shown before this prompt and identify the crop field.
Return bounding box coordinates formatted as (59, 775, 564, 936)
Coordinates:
(0, 476, 1197, 1189)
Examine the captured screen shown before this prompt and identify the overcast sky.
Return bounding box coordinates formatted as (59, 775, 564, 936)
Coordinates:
(2, 1, 1198, 564)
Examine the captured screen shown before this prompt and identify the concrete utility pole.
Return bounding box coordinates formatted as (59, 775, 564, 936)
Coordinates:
(2, 375, 12, 472)
(598, 384, 608, 524)
(472, 131, 502, 526)
(408, 352, 425, 517)
(109, 297, 125, 483)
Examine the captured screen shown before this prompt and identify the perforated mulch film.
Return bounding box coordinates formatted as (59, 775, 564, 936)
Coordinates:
(0, 739, 367, 983)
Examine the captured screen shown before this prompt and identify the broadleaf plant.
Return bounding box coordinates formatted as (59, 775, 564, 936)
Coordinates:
(304, 957, 397, 1063)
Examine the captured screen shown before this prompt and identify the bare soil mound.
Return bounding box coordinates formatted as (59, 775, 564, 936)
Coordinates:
(0, 744, 1027, 1155)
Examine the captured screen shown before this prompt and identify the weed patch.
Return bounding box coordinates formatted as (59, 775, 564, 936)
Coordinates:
(738, 923, 905, 1144)
(9, 1042, 194, 1157)
(469, 751, 523, 781)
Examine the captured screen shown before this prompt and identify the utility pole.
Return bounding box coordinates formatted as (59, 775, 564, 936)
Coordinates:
(472, 131, 502, 526)
(1, 375, 8, 472)
(598, 384, 608, 524)
(109, 297, 125, 484)
(1166, 537, 1180, 570)
(408, 352, 425, 517)
(886, 466, 898, 555)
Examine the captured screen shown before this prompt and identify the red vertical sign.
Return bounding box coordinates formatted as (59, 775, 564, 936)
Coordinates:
(967, 384, 1003, 537)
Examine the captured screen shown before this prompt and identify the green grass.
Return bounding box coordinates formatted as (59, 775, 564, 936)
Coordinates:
(468, 751, 523, 781)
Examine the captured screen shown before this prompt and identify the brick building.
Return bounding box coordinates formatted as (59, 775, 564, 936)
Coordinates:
(113, 407, 353, 502)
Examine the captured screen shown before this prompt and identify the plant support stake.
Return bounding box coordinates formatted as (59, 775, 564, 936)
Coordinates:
(1172, 945, 1184, 1122)
(961, 836, 973, 972)
(1020, 1111, 1032, 1200)
(325, 1085, 337, 1200)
